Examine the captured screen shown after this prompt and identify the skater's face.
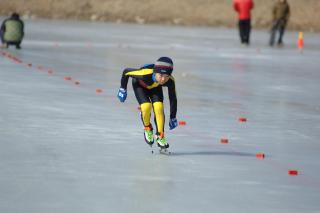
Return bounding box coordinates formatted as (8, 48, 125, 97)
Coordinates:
(155, 73, 170, 85)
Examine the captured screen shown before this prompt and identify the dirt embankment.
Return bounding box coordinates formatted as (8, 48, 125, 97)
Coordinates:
(1, 0, 319, 32)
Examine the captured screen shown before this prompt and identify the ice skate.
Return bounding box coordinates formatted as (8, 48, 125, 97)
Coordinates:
(156, 132, 170, 152)
(144, 125, 154, 146)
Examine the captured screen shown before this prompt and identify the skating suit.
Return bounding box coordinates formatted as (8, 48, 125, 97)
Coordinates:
(120, 64, 177, 135)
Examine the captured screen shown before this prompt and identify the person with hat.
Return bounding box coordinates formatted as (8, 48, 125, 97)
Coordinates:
(117, 57, 178, 150)
(0, 13, 24, 49)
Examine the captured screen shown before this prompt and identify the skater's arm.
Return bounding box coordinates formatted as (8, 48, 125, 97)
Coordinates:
(166, 77, 177, 119)
(120, 68, 153, 89)
(120, 68, 136, 90)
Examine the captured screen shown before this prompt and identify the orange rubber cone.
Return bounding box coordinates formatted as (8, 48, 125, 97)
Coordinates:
(297, 32, 304, 53)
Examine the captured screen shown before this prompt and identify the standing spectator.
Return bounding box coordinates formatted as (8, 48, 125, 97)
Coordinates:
(0, 13, 24, 49)
(269, 0, 290, 46)
(233, 0, 254, 45)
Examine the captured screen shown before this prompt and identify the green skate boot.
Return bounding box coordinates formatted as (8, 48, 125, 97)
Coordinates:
(144, 125, 154, 146)
(156, 132, 169, 149)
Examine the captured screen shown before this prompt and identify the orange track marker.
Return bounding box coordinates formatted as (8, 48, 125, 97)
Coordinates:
(256, 153, 265, 159)
(179, 121, 187, 126)
(220, 138, 229, 144)
(239, 117, 247, 122)
(288, 170, 298, 176)
(64, 76, 72, 81)
(96, 88, 103, 93)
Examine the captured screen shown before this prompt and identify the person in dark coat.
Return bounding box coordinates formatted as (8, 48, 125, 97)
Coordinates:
(0, 13, 24, 49)
(269, 0, 290, 46)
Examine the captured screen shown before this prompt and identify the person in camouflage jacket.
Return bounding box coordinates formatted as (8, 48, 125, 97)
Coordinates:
(1, 13, 24, 49)
(269, 0, 290, 46)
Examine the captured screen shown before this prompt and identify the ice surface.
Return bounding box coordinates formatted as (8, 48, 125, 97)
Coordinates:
(1, 18, 320, 213)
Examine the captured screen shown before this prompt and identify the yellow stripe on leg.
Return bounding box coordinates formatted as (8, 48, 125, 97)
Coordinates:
(140, 102, 152, 127)
(153, 102, 164, 133)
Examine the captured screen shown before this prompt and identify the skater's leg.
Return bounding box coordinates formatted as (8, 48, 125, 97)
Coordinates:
(150, 87, 168, 148)
(153, 102, 168, 148)
(140, 102, 154, 145)
(140, 102, 152, 127)
(132, 79, 154, 145)
(150, 86, 164, 134)
(133, 82, 152, 127)
(153, 101, 165, 134)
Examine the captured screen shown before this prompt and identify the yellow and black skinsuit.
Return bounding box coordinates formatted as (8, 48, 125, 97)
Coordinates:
(120, 64, 177, 135)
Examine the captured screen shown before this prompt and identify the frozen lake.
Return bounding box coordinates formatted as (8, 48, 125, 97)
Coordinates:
(1, 18, 320, 213)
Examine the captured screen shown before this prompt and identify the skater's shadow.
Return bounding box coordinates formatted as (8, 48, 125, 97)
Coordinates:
(171, 151, 256, 157)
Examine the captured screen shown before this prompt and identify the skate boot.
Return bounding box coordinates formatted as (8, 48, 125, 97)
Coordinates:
(144, 125, 154, 146)
(156, 132, 169, 149)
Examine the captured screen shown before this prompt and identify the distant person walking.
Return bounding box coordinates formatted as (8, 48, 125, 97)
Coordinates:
(233, 0, 254, 45)
(0, 13, 24, 49)
(269, 0, 290, 46)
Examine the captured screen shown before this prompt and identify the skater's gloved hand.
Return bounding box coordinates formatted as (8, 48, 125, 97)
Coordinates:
(117, 88, 127, 102)
(169, 118, 178, 130)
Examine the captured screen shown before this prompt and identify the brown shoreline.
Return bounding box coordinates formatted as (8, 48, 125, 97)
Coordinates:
(1, 0, 319, 32)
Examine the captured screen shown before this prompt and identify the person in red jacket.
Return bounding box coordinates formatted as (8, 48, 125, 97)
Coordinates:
(233, 0, 254, 45)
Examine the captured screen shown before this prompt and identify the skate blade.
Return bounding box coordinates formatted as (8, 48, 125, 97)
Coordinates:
(159, 148, 171, 155)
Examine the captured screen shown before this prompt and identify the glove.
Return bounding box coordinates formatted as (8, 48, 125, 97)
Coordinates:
(169, 118, 178, 130)
(117, 88, 127, 102)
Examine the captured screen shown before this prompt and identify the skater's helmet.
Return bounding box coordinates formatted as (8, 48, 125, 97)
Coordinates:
(154, 57, 173, 75)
